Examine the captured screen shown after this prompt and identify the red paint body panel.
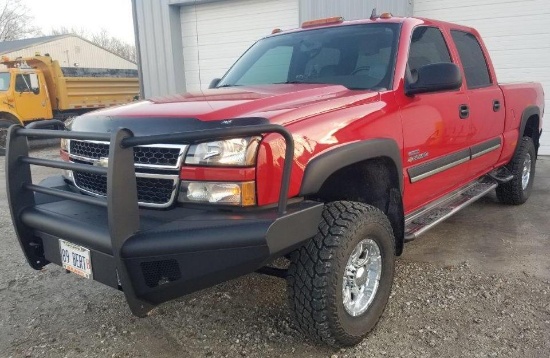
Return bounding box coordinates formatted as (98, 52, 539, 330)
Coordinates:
(76, 16, 544, 213)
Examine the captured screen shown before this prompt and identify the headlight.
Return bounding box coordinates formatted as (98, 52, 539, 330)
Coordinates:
(184, 137, 260, 166)
(179, 181, 256, 206)
(60, 138, 69, 152)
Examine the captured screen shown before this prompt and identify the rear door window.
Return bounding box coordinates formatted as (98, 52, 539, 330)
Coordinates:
(451, 30, 492, 89)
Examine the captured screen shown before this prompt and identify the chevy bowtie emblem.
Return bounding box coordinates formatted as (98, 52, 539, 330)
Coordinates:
(94, 157, 109, 168)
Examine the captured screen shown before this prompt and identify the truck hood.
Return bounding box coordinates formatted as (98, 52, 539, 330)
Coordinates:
(71, 84, 380, 134)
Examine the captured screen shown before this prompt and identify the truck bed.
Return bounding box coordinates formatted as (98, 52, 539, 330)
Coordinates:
(56, 76, 139, 111)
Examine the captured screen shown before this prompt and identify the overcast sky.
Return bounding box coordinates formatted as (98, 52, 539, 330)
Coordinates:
(24, 0, 135, 44)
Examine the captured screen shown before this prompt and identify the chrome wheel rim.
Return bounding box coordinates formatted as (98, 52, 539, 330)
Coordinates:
(522, 152, 531, 190)
(342, 238, 382, 317)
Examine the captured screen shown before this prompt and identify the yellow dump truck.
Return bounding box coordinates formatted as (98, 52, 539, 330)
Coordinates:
(0, 55, 139, 153)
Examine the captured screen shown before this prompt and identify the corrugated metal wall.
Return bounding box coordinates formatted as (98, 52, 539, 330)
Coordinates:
(4, 36, 136, 70)
(133, 0, 412, 98)
(180, 0, 299, 91)
(299, 0, 412, 22)
(133, 0, 186, 98)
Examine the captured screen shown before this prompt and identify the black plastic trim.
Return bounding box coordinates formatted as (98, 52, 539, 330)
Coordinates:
(471, 137, 501, 159)
(408, 149, 470, 183)
(516, 105, 541, 156)
(265, 202, 324, 256)
(299, 139, 403, 195)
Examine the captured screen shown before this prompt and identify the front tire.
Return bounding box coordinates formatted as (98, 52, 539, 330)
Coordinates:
(496, 136, 536, 205)
(287, 201, 395, 347)
(0, 118, 19, 156)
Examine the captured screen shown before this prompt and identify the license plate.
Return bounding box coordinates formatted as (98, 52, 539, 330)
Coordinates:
(59, 240, 93, 279)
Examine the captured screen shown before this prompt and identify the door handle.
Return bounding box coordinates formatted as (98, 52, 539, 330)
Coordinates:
(459, 104, 469, 119)
(493, 100, 501, 112)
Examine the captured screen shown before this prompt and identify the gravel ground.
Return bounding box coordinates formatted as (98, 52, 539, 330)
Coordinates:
(0, 148, 549, 357)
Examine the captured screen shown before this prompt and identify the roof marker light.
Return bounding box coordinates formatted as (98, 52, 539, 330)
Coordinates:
(380, 12, 393, 19)
(301, 16, 344, 28)
(272, 28, 283, 34)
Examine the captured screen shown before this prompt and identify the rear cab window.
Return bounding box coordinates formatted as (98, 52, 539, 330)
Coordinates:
(450, 30, 492, 89)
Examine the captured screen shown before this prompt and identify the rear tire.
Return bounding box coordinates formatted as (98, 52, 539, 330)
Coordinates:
(496, 136, 536, 205)
(287, 201, 395, 347)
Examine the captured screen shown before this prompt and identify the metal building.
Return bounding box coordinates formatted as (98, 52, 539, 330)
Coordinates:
(0, 35, 137, 70)
(132, 0, 412, 98)
(412, 0, 549, 155)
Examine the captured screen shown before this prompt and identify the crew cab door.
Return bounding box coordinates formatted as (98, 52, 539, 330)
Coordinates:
(398, 26, 471, 212)
(450, 29, 505, 178)
(12, 72, 50, 122)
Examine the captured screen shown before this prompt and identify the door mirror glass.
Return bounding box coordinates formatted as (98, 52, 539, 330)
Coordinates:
(406, 63, 462, 96)
(29, 73, 39, 94)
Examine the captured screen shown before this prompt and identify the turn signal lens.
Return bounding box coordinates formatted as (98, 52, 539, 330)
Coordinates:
(178, 181, 256, 206)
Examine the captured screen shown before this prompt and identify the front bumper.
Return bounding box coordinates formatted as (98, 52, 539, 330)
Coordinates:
(6, 120, 322, 316)
(27, 176, 322, 312)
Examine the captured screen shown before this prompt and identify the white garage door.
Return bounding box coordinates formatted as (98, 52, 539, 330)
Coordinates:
(414, 0, 550, 155)
(180, 0, 299, 92)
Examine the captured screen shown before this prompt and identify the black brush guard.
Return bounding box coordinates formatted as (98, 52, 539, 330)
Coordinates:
(5, 120, 323, 316)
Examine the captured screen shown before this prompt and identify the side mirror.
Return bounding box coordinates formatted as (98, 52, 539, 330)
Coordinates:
(406, 63, 462, 96)
(209, 78, 221, 89)
(29, 73, 40, 94)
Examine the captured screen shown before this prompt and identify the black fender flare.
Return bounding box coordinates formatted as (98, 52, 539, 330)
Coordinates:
(516, 105, 541, 155)
(299, 139, 405, 255)
(299, 139, 403, 196)
(519, 105, 540, 137)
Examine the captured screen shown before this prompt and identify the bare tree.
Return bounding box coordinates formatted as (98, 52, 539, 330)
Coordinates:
(51, 26, 136, 63)
(0, 0, 40, 41)
(91, 29, 136, 62)
(51, 26, 89, 39)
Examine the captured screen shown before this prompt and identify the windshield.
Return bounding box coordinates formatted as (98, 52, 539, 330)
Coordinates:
(0, 73, 10, 91)
(218, 23, 400, 90)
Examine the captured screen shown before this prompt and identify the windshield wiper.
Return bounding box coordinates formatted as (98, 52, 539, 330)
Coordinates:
(273, 80, 320, 85)
(216, 84, 241, 88)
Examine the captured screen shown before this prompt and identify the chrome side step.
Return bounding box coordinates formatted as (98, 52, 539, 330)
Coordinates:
(404, 178, 497, 241)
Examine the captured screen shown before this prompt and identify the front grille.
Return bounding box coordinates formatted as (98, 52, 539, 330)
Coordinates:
(70, 141, 109, 159)
(141, 260, 181, 288)
(73, 172, 176, 206)
(69, 140, 184, 207)
(70, 140, 183, 167)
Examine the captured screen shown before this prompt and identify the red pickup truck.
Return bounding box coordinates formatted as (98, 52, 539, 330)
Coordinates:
(5, 14, 544, 347)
